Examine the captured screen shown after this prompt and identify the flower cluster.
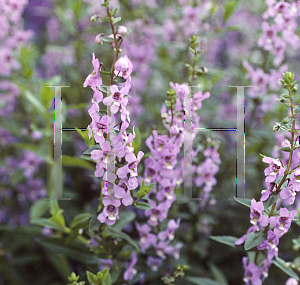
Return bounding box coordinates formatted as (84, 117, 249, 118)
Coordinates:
(84, 52, 143, 227)
(135, 82, 214, 273)
(236, 71, 300, 284)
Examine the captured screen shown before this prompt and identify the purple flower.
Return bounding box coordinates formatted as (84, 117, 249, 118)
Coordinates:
(99, 258, 113, 271)
(250, 199, 269, 226)
(291, 168, 300, 191)
(262, 156, 285, 183)
(146, 256, 162, 272)
(83, 53, 102, 88)
(242, 257, 262, 285)
(286, 278, 298, 285)
(164, 242, 183, 260)
(123, 251, 137, 281)
(153, 241, 169, 259)
(269, 207, 296, 236)
(114, 55, 133, 80)
(145, 200, 169, 227)
(97, 197, 121, 225)
(280, 181, 296, 205)
(158, 218, 181, 241)
(103, 85, 129, 114)
(114, 179, 133, 206)
(135, 222, 157, 253)
(116, 151, 144, 178)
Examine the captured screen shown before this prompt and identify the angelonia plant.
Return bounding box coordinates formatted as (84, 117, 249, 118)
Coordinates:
(234, 71, 300, 285)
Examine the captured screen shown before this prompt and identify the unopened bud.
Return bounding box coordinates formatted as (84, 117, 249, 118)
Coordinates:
(273, 124, 280, 132)
(90, 14, 100, 22)
(95, 33, 104, 45)
(169, 124, 180, 135)
(200, 66, 208, 74)
(117, 25, 128, 36)
(281, 139, 291, 148)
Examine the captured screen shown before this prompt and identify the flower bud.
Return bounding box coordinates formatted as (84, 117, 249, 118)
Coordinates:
(273, 124, 280, 132)
(95, 33, 104, 45)
(117, 25, 128, 36)
(169, 124, 180, 135)
(281, 139, 291, 148)
(90, 14, 100, 22)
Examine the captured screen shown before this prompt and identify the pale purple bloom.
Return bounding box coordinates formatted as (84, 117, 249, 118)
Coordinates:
(135, 222, 157, 253)
(242, 257, 262, 285)
(262, 156, 285, 183)
(269, 207, 296, 236)
(83, 53, 102, 88)
(158, 218, 181, 241)
(123, 251, 137, 281)
(250, 199, 269, 227)
(97, 197, 121, 225)
(116, 151, 144, 178)
(114, 55, 133, 80)
(146, 256, 162, 272)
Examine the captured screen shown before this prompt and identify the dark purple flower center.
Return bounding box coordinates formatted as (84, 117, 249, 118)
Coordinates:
(253, 209, 261, 218)
(128, 161, 137, 168)
(148, 168, 155, 175)
(120, 183, 128, 192)
(113, 92, 121, 101)
(267, 30, 273, 38)
(97, 122, 106, 129)
(165, 155, 173, 161)
(107, 205, 116, 213)
(280, 217, 289, 223)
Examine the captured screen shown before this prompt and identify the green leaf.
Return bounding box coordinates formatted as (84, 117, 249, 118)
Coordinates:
(64, 103, 90, 111)
(38, 237, 99, 264)
(62, 155, 95, 169)
(10, 142, 38, 152)
(70, 213, 92, 229)
(114, 76, 126, 83)
(76, 128, 94, 148)
(107, 228, 140, 252)
(83, 145, 101, 155)
(89, 213, 101, 232)
(49, 196, 61, 216)
(244, 231, 266, 251)
(54, 6, 76, 34)
(132, 127, 141, 156)
(30, 199, 49, 222)
(210, 236, 238, 248)
(233, 197, 252, 208)
(113, 17, 121, 24)
(102, 35, 115, 43)
(113, 211, 136, 231)
(102, 268, 112, 285)
(40, 85, 54, 111)
(186, 277, 223, 285)
(263, 193, 280, 209)
(100, 71, 112, 76)
(222, 25, 241, 33)
(294, 104, 300, 116)
(101, 2, 109, 7)
(24, 90, 47, 116)
(277, 116, 294, 132)
(273, 257, 299, 281)
(32, 218, 67, 233)
(86, 271, 97, 284)
(223, 0, 238, 22)
(210, 264, 229, 285)
(279, 147, 293, 153)
(134, 201, 153, 210)
(111, 7, 118, 16)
